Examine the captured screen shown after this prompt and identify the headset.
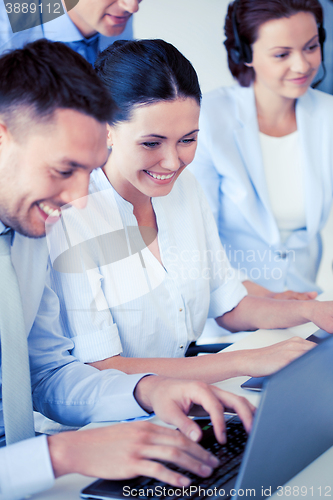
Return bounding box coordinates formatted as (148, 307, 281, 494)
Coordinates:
(229, 0, 252, 65)
(229, 0, 326, 87)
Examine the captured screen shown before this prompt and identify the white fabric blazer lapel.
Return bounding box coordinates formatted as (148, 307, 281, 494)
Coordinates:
(232, 86, 280, 246)
(295, 89, 324, 247)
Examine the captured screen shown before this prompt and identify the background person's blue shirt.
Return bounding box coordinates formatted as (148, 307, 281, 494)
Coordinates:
(0, 1, 134, 63)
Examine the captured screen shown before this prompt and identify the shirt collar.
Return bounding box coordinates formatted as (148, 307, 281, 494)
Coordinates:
(42, 8, 96, 43)
(0, 222, 15, 244)
(90, 168, 135, 215)
(0, 221, 7, 235)
(42, 5, 133, 48)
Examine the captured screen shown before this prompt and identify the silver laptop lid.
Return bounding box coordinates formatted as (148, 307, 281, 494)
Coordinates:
(235, 334, 333, 498)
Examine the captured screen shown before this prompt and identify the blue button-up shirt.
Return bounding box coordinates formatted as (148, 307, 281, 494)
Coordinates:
(0, 221, 150, 500)
(0, 2, 133, 63)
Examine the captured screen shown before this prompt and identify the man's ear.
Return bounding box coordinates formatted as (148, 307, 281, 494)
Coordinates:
(0, 122, 10, 148)
(0, 122, 12, 174)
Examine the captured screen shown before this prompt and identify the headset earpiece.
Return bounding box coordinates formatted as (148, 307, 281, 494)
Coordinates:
(242, 42, 253, 64)
(230, 47, 242, 65)
(230, 0, 252, 65)
(318, 23, 326, 62)
(311, 22, 327, 88)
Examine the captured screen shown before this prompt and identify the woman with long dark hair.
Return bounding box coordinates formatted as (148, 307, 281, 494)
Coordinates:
(48, 38, 333, 384)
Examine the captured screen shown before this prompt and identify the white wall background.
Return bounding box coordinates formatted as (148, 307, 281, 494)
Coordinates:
(133, 0, 333, 292)
(134, 0, 233, 93)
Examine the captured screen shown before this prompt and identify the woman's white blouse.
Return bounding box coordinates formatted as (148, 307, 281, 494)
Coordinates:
(259, 131, 306, 243)
(47, 168, 247, 363)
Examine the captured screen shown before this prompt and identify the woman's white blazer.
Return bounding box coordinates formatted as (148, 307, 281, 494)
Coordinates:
(189, 85, 333, 292)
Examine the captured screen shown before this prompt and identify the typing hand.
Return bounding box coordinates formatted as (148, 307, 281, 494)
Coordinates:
(48, 420, 219, 487)
(134, 376, 255, 442)
(241, 337, 316, 378)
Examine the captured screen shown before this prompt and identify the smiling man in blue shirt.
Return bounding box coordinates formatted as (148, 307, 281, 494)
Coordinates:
(0, 0, 142, 64)
(0, 40, 254, 500)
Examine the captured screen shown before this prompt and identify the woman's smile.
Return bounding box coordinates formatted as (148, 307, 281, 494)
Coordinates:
(144, 170, 177, 182)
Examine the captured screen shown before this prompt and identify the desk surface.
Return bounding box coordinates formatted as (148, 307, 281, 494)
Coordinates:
(31, 291, 333, 499)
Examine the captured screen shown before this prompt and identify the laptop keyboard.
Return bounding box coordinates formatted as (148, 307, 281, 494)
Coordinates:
(196, 418, 247, 489)
(90, 417, 248, 499)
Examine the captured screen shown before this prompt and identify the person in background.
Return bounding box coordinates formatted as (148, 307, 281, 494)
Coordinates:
(0, 0, 141, 63)
(48, 39, 331, 387)
(0, 39, 255, 500)
(189, 0, 333, 301)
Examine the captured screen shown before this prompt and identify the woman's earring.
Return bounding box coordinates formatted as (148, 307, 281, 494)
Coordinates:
(107, 145, 112, 151)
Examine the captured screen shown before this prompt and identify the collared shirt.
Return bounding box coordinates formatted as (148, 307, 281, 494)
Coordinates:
(48, 169, 248, 364)
(0, 2, 133, 63)
(0, 221, 150, 500)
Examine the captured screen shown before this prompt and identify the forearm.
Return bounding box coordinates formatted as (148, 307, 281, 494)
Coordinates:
(242, 281, 318, 301)
(89, 351, 258, 384)
(217, 295, 312, 332)
(32, 361, 151, 425)
(242, 280, 274, 298)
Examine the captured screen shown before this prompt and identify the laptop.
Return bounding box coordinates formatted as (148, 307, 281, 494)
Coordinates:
(81, 334, 333, 500)
(241, 328, 331, 391)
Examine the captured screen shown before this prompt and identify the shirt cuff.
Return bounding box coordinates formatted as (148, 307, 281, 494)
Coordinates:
(0, 435, 54, 500)
(90, 372, 158, 422)
(71, 323, 123, 363)
(209, 274, 248, 319)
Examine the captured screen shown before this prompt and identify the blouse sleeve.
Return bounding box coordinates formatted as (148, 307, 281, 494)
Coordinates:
(47, 197, 124, 364)
(51, 265, 123, 363)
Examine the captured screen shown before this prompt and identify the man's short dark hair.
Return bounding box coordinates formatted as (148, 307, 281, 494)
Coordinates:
(0, 39, 116, 133)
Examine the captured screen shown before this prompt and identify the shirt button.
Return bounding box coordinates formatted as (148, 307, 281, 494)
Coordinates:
(180, 345, 184, 349)
(179, 308, 183, 312)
